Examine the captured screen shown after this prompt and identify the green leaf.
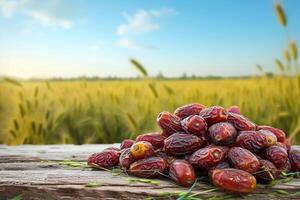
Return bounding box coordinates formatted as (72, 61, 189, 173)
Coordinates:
(292, 191, 300, 196)
(10, 195, 22, 200)
(130, 59, 148, 77)
(3, 77, 22, 87)
(85, 182, 104, 187)
(275, 190, 289, 195)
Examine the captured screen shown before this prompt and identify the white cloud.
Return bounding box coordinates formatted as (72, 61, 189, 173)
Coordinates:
(26, 10, 73, 29)
(117, 37, 156, 50)
(0, 0, 28, 18)
(0, 0, 77, 29)
(117, 8, 177, 36)
(116, 8, 177, 50)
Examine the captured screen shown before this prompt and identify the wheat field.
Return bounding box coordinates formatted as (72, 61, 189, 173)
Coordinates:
(0, 76, 299, 145)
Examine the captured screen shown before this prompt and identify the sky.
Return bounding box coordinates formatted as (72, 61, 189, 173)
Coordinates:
(0, 0, 299, 79)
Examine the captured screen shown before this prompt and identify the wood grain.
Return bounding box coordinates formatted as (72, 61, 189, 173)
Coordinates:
(0, 144, 299, 200)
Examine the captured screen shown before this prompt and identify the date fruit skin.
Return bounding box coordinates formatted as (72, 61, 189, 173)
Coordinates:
(136, 132, 166, 150)
(208, 161, 231, 178)
(155, 149, 176, 166)
(181, 115, 207, 137)
(120, 139, 135, 150)
(228, 113, 256, 131)
(289, 145, 300, 171)
(189, 146, 227, 168)
(174, 103, 206, 119)
(235, 130, 277, 153)
(208, 122, 237, 145)
(119, 148, 134, 169)
(228, 147, 260, 174)
(257, 125, 286, 143)
(199, 106, 228, 125)
(255, 159, 278, 183)
(211, 168, 257, 194)
(157, 112, 184, 136)
(266, 145, 290, 171)
(130, 141, 155, 160)
(164, 133, 203, 156)
(87, 149, 120, 168)
(227, 105, 241, 115)
(169, 159, 196, 187)
(129, 157, 167, 178)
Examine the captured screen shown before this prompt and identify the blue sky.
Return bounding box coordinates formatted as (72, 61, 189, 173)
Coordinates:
(0, 0, 299, 78)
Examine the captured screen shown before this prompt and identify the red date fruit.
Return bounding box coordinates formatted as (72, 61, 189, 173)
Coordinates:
(228, 147, 260, 174)
(164, 133, 203, 156)
(211, 168, 257, 194)
(181, 115, 207, 137)
(120, 139, 135, 150)
(257, 125, 286, 143)
(208, 122, 237, 145)
(130, 141, 155, 160)
(227, 105, 241, 115)
(119, 148, 134, 169)
(283, 139, 291, 152)
(266, 145, 290, 171)
(169, 159, 196, 187)
(228, 113, 256, 131)
(199, 106, 228, 125)
(174, 103, 206, 119)
(255, 159, 278, 183)
(289, 145, 300, 171)
(208, 161, 231, 178)
(87, 149, 120, 168)
(235, 130, 277, 153)
(136, 132, 166, 150)
(157, 112, 184, 136)
(129, 157, 167, 178)
(189, 146, 227, 168)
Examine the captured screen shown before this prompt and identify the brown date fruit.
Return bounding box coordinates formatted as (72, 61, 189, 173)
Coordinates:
(257, 125, 286, 143)
(228, 113, 256, 131)
(227, 105, 241, 115)
(255, 159, 278, 183)
(157, 112, 184, 136)
(289, 145, 300, 171)
(235, 130, 277, 153)
(130, 141, 155, 160)
(181, 115, 207, 137)
(120, 139, 135, 150)
(228, 147, 260, 174)
(174, 103, 206, 119)
(164, 133, 203, 156)
(129, 157, 167, 178)
(211, 168, 257, 194)
(265, 145, 290, 171)
(119, 148, 134, 169)
(208, 122, 237, 145)
(155, 149, 176, 166)
(189, 146, 227, 169)
(169, 159, 196, 187)
(199, 106, 228, 125)
(136, 132, 166, 150)
(87, 149, 120, 168)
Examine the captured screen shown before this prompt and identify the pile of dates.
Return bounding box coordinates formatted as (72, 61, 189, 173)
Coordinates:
(87, 103, 300, 195)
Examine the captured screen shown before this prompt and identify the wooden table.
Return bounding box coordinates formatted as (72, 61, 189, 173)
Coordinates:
(0, 144, 300, 200)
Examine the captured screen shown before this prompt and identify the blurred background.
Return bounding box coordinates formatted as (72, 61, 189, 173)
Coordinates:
(0, 0, 299, 145)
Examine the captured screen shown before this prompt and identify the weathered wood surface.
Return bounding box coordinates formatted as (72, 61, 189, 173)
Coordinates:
(0, 144, 300, 200)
